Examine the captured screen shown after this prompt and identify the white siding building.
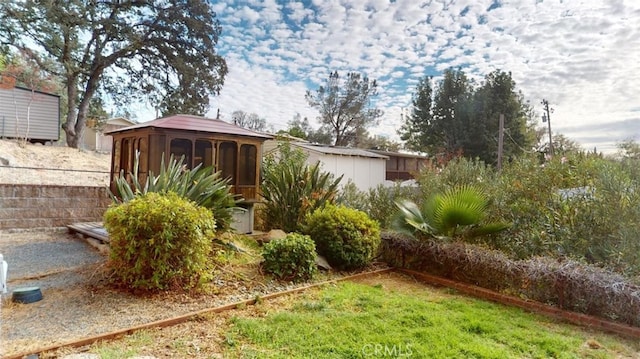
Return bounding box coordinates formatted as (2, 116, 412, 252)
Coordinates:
(264, 139, 388, 191)
(82, 117, 136, 152)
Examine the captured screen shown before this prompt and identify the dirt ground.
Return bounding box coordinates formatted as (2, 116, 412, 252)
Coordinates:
(0, 228, 367, 357)
(0, 139, 111, 186)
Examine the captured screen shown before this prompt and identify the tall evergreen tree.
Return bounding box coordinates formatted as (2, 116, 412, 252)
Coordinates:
(470, 70, 536, 163)
(432, 68, 473, 156)
(398, 76, 433, 152)
(0, 1, 227, 148)
(399, 68, 535, 164)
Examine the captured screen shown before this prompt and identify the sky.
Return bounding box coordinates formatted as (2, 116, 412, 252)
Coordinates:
(161, 0, 640, 154)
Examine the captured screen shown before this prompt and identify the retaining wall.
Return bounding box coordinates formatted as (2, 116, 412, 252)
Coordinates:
(0, 184, 110, 230)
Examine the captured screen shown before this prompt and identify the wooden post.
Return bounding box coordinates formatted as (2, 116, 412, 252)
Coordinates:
(497, 113, 504, 170)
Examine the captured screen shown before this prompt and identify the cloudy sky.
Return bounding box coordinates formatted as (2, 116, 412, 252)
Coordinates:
(192, 0, 640, 154)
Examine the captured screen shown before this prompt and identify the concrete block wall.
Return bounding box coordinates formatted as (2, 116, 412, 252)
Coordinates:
(0, 184, 111, 230)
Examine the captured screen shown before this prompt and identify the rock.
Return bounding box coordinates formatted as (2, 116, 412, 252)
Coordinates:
(261, 229, 287, 244)
(0, 156, 12, 166)
(316, 255, 332, 270)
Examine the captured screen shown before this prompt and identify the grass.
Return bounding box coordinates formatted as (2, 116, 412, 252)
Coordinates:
(223, 276, 638, 358)
(51, 272, 640, 358)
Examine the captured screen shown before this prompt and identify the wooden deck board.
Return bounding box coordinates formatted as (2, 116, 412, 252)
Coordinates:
(67, 222, 110, 243)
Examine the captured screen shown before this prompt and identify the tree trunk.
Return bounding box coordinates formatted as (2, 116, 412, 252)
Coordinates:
(62, 76, 78, 147)
(64, 71, 100, 148)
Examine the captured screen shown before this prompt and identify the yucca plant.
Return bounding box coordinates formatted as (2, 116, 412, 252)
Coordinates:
(109, 152, 240, 232)
(261, 142, 342, 233)
(394, 185, 509, 240)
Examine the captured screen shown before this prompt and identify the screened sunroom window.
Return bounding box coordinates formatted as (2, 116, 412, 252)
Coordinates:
(169, 138, 192, 168)
(195, 140, 214, 168)
(239, 144, 257, 185)
(218, 141, 237, 182)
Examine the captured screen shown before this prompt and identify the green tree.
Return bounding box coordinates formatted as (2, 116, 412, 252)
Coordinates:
(306, 71, 383, 147)
(0, 1, 227, 148)
(618, 139, 640, 159)
(398, 76, 434, 152)
(359, 133, 401, 151)
(280, 113, 312, 139)
(399, 68, 535, 164)
(469, 70, 536, 163)
(432, 68, 474, 156)
(279, 113, 333, 144)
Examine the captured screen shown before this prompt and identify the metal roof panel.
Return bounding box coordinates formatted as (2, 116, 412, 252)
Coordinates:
(105, 114, 273, 140)
(295, 143, 388, 159)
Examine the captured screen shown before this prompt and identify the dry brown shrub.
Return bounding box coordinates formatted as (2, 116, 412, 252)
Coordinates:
(381, 231, 640, 326)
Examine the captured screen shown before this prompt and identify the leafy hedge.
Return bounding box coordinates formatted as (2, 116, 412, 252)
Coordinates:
(104, 192, 216, 292)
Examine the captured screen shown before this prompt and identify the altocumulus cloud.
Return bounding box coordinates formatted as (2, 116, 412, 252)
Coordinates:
(196, 0, 640, 153)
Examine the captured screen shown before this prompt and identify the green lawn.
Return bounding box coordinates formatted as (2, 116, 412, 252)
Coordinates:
(223, 274, 640, 359)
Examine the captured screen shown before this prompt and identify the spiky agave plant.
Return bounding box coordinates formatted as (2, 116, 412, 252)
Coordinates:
(110, 152, 240, 232)
(394, 185, 509, 240)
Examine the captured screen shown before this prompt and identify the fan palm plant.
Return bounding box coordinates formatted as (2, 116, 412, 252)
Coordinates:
(394, 185, 509, 240)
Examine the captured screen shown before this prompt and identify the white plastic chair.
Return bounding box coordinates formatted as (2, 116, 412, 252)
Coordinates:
(0, 253, 7, 294)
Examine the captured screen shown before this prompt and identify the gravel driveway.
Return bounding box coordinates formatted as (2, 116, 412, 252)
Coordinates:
(0, 229, 105, 293)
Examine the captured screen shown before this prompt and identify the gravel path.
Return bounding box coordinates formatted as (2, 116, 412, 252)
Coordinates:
(0, 230, 104, 292)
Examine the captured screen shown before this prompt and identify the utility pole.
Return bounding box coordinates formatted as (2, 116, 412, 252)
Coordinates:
(541, 99, 554, 157)
(497, 113, 504, 171)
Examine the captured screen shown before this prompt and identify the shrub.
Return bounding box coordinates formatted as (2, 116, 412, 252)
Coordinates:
(487, 153, 640, 273)
(261, 142, 342, 232)
(336, 180, 368, 212)
(365, 183, 421, 228)
(262, 233, 317, 282)
(104, 192, 216, 292)
(304, 204, 381, 270)
(110, 152, 239, 232)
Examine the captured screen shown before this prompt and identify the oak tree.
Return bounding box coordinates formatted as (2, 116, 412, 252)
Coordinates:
(0, 0, 227, 148)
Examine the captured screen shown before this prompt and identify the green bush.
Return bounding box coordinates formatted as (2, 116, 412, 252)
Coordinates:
(304, 204, 381, 270)
(261, 142, 342, 232)
(110, 153, 239, 232)
(104, 192, 216, 292)
(262, 233, 317, 282)
(365, 183, 421, 229)
(336, 180, 368, 212)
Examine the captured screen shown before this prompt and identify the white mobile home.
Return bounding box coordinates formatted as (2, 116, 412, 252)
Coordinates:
(264, 139, 388, 191)
(0, 86, 60, 143)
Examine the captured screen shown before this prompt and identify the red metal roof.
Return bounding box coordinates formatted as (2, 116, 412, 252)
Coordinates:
(105, 114, 273, 140)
